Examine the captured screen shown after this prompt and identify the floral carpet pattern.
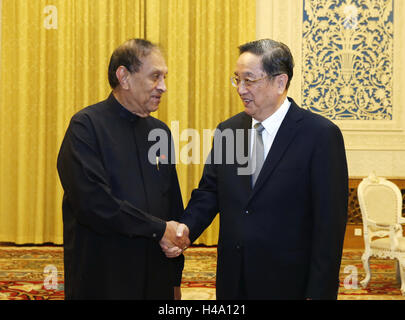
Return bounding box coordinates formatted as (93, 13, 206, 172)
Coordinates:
(0, 245, 64, 300)
(0, 245, 403, 300)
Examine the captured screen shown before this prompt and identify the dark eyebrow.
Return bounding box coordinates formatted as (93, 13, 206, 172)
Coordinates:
(149, 69, 168, 77)
(234, 71, 255, 77)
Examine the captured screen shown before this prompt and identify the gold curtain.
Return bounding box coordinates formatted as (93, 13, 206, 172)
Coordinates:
(0, 0, 255, 245)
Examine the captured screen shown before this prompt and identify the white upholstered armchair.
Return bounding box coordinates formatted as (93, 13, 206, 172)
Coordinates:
(357, 173, 405, 295)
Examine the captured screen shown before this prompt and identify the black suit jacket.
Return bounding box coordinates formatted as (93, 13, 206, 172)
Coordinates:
(181, 98, 348, 300)
(57, 93, 184, 299)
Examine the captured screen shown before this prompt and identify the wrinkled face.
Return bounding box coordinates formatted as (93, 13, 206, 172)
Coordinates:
(234, 52, 286, 121)
(125, 50, 168, 117)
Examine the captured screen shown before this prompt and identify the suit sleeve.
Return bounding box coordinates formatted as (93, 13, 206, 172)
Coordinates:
(57, 113, 166, 240)
(180, 125, 222, 243)
(306, 122, 348, 299)
(168, 142, 185, 286)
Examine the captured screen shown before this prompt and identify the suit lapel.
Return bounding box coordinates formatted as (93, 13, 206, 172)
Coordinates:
(238, 113, 253, 193)
(248, 99, 303, 201)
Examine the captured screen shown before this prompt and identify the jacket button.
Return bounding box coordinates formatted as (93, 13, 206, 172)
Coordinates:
(245, 210, 249, 214)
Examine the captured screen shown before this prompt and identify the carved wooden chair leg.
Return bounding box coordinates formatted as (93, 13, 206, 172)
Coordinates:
(360, 252, 371, 288)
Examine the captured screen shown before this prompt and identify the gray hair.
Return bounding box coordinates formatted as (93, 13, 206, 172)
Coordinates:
(238, 39, 294, 89)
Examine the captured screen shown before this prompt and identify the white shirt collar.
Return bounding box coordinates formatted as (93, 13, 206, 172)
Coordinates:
(251, 97, 291, 135)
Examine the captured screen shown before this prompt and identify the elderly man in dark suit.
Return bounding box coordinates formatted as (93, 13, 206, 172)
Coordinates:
(165, 39, 348, 300)
(57, 39, 189, 300)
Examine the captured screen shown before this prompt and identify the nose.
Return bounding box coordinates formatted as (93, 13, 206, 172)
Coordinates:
(156, 77, 167, 93)
(237, 82, 248, 96)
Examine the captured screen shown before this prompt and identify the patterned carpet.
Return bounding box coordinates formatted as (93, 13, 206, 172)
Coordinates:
(0, 245, 64, 300)
(0, 245, 404, 300)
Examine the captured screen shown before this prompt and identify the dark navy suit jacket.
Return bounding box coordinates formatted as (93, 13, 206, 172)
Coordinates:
(181, 97, 348, 300)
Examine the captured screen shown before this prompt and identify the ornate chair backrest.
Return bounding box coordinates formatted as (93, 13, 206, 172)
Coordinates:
(357, 173, 402, 247)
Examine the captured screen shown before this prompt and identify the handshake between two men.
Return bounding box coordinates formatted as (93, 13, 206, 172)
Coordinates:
(160, 221, 190, 258)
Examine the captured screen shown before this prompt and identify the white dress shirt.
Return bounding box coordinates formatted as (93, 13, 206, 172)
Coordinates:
(250, 98, 291, 160)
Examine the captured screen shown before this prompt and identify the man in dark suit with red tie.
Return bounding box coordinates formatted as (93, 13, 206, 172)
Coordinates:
(166, 39, 348, 300)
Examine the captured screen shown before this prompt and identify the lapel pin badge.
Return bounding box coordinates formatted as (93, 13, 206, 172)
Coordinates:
(156, 154, 167, 171)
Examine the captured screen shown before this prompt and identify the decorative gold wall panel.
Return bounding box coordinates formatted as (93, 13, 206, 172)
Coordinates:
(302, 0, 394, 121)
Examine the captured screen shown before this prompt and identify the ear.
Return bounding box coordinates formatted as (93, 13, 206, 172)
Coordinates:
(277, 74, 289, 93)
(115, 66, 130, 90)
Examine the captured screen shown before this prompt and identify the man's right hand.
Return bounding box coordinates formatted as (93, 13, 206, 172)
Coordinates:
(159, 221, 190, 258)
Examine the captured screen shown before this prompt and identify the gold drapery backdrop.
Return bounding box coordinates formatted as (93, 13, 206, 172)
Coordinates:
(0, 0, 255, 244)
